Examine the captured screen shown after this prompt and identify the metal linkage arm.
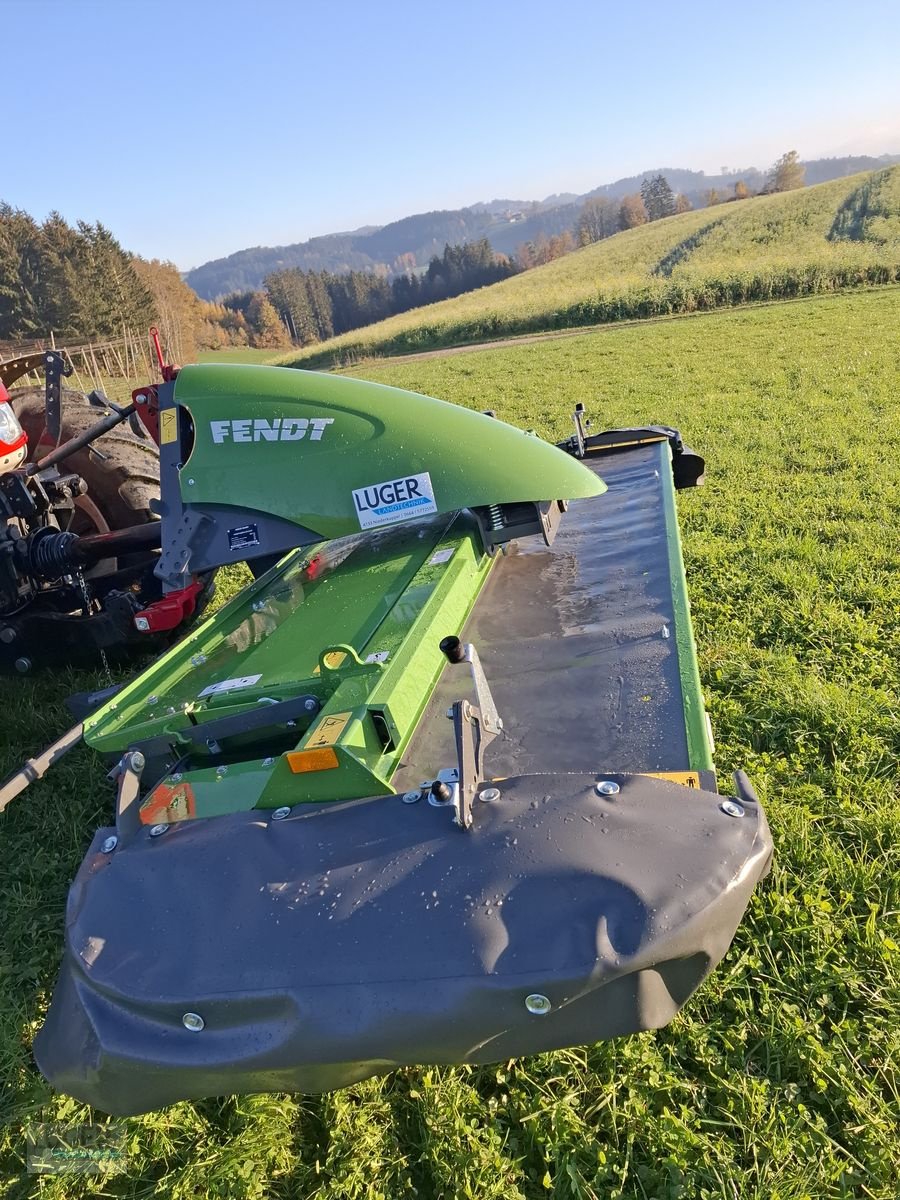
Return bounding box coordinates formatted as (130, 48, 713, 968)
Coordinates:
(0, 723, 84, 813)
(439, 636, 504, 829)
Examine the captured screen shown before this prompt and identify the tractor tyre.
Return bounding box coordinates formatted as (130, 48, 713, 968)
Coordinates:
(11, 386, 160, 533)
(6, 387, 215, 666)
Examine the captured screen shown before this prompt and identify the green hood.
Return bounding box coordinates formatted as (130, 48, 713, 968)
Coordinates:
(173, 364, 604, 540)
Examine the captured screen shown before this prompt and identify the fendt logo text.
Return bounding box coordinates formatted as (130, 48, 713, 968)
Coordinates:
(210, 418, 335, 444)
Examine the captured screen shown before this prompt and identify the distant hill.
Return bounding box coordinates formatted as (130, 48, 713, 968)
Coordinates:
(185, 155, 900, 299)
(276, 166, 900, 368)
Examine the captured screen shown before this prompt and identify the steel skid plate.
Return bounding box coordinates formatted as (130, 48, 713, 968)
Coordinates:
(35, 772, 771, 1115)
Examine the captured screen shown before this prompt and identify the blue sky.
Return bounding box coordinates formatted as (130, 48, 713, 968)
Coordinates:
(4, 0, 899, 269)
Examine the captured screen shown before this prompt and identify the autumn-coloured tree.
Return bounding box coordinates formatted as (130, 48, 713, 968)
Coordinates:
(674, 194, 692, 214)
(576, 197, 619, 246)
(247, 293, 290, 348)
(769, 151, 805, 192)
(704, 189, 724, 207)
(618, 194, 649, 230)
(734, 180, 751, 200)
(133, 257, 207, 361)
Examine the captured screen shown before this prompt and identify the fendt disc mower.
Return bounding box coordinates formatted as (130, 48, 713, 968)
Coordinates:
(1, 358, 772, 1115)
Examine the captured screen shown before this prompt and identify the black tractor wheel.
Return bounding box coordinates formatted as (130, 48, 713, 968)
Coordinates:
(4, 387, 215, 670)
(12, 386, 159, 532)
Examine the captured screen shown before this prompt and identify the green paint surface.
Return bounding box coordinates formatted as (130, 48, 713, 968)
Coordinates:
(174, 363, 604, 540)
(86, 511, 494, 812)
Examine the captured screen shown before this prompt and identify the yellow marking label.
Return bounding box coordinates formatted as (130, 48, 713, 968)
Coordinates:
(313, 650, 348, 676)
(160, 409, 177, 444)
(306, 711, 352, 747)
(643, 771, 701, 788)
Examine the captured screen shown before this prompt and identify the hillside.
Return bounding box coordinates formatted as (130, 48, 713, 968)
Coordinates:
(279, 167, 900, 367)
(184, 154, 899, 298)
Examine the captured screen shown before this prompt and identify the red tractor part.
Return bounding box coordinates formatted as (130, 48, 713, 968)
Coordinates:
(0, 379, 28, 469)
(133, 579, 205, 633)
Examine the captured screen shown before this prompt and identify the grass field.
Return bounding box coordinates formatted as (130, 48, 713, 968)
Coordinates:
(197, 348, 287, 365)
(0, 288, 898, 1198)
(279, 167, 900, 368)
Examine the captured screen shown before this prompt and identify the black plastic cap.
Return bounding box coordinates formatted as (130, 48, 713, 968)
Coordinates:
(439, 636, 465, 663)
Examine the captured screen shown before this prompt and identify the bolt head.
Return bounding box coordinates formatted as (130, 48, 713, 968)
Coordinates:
(149, 823, 168, 838)
(720, 800, 745, 818)
(100, 835, 118, 854)
(134, 616, 151, 632)
(271, 806, 291, 821)
(262, 757, 275, 767)
(170, 773, 183, 783)
(14, 657, 31, 674)
(252, 599, 266, 612)
(147, 695, 158, 706)
(135, 393, 146, 404)
(190, 654, 207, 666)
(187, 478, 195, 486)
(0, 627, 16, 644)
(525, 993, 552, 1015)
(215, 765, 228, 778)
(402, 790, 421, 804)
(182, 1012, 205, 1032)
(130, 751, 146, 772)
(303, 697, 318, 712)
(595, 780, 620, 796)
(479, 787, 501, 803)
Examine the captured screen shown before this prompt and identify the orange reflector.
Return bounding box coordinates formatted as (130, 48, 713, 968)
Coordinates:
(285, 747, 339, 773)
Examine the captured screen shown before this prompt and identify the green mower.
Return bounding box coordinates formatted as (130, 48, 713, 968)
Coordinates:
(1, 360, 772, 1115)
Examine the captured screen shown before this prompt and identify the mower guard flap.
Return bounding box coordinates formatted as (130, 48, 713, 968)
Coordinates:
(35, 772, 771, 1116)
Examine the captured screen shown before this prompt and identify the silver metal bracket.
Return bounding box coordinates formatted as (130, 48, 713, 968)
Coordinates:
(437, 636, 504, 829)
(461, 643, 502, 735)
(571, 403, 591, 457)
(114, 750, 147, 841)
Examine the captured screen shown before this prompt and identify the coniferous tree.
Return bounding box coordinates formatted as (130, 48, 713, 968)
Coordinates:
(247, 292, 289, 348)
(641, 175, 676, 221)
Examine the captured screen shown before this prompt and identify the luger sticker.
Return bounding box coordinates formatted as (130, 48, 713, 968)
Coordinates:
(352, 472, 437, 529)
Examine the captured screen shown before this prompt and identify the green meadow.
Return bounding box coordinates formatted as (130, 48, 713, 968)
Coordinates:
(0, 287, 898, 1197)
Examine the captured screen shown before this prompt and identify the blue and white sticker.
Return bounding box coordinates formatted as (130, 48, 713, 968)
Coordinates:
(352, 472, 437, 529)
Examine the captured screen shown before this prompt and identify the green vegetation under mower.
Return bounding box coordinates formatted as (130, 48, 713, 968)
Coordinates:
(0, 363, 771, 1117)
(1, 290, 897, 1197)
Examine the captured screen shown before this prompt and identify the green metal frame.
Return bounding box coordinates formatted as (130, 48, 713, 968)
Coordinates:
(86, 512, 495, 821)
